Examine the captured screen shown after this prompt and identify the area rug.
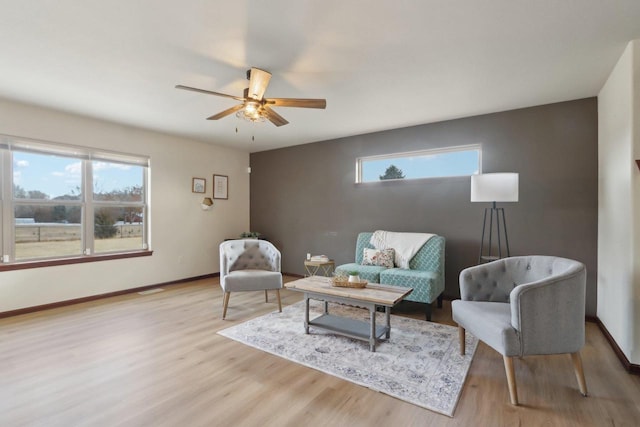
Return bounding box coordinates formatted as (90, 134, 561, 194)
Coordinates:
(218, 300, 478, 417)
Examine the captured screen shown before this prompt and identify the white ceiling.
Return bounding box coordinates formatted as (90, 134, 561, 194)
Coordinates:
(1, 1, 639, 153)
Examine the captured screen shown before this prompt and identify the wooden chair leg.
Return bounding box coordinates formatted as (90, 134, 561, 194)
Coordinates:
(222, 292, 231, 320)
(571, 352, 588, 396)
(264, 290, 268, 303)
(276, 289, 282, 312)
(503, 356, 519, 405)
(459, 326, 466, 355)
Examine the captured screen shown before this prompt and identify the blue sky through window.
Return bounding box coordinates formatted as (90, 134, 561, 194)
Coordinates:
(360, 148, 480, 182)
(12, 152, 142, 199)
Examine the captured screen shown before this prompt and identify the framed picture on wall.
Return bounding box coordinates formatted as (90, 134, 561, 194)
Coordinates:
(192, 177, 206, 193)
(213, 174, 228, 199)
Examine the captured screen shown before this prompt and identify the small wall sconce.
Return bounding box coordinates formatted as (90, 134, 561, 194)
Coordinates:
(201, 197, 214, 211)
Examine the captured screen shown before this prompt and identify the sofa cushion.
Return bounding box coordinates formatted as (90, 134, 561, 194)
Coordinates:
(380, 268, 443, 304)
(451, 300, 520, 356)
(226, 240, 279, 272)
(361, 248, 395, 268)
(224, 269, 283, 292)
(354, 232, 376, 264)
(335, 263, 386, 283)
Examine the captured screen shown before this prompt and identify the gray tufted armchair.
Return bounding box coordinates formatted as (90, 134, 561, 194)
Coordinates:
(451, 256, 588, 405)
(219, 239, 283, 319)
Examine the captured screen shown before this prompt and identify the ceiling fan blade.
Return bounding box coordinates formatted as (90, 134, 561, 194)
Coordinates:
(262, 106, 289, 127)
(175, 85, 245, 101)
(265, 98, 326, 109)
(206, 104, 245, 120)
(247, 68, 271, 101)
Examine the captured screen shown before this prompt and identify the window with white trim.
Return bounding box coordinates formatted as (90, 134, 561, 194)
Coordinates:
(1, 135, 150, 263)
(356, 144, 481, 183)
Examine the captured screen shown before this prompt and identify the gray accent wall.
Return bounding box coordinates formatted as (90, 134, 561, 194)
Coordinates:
(250, 98, 598, 315)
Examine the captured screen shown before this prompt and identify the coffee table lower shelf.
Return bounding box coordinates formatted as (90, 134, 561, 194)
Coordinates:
(309, 313, 390, 342)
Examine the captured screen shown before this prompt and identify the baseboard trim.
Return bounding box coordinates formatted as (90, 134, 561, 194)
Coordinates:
(0, 272, 219, 319)
(594, 316, 640, 375)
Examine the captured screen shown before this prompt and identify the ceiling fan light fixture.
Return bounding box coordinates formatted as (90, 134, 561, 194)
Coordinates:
(244, 101, 259, 114)
(236, 103, 267, 123)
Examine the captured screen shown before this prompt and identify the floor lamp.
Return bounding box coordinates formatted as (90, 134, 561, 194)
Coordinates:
(471, 173, 519, 264)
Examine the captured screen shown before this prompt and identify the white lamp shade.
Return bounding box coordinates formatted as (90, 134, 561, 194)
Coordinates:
(471, 173, 519, 202)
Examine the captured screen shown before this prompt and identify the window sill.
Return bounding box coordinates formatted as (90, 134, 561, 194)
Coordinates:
(0, 250, 153, 272)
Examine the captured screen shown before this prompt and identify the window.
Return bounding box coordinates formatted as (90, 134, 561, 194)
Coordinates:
(356, 144, 481, 183)
(1, 135, 150, 264)
(92, 160, 146, 254)
(13, 151, 84, 260)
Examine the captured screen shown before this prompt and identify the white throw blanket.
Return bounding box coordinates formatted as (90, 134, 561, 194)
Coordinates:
(370, 230, 435, 269)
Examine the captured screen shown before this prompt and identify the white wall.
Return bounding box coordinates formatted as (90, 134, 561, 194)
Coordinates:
(0, 98, 250, 312)
(598, 40, 640, 364)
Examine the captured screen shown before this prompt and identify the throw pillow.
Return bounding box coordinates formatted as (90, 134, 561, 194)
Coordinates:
(361, 248, 395, 268)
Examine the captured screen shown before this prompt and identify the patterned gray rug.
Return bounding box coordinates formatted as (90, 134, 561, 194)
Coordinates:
(218, 300, 478, 417)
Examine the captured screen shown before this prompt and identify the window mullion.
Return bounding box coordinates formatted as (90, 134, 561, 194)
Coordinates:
(84, 160, 94, 255)
(1, 151, 13, 262)
(143, 165, 149, 250)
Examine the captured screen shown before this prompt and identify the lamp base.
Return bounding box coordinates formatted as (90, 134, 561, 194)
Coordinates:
(478, 202, 511, 264)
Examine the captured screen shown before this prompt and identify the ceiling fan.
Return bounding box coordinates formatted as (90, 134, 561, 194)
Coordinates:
(175, 67, 326, 127)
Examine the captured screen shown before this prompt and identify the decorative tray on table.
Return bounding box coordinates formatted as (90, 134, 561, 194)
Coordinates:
(330, 276, 368, 288)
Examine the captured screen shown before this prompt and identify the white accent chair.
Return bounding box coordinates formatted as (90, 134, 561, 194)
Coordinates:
(219, 239, 283, 319)
(452, 256, 588, 405)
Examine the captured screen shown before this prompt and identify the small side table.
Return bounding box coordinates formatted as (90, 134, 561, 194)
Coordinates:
(304, 259, 335, 277)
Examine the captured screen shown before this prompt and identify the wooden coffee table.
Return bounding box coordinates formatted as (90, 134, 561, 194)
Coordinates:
(285, 276, 412, 352)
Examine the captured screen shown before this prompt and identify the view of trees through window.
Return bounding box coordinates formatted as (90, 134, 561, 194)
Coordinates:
(7, 148, 148, 261)
(379, 165, 405, 180)
(14, 186, 81, 222)
(357, 145, 481, 183)
(13, 184, 142, 225)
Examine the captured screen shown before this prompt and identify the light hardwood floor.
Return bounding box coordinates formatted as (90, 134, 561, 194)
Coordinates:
(1, 276, 639, 427)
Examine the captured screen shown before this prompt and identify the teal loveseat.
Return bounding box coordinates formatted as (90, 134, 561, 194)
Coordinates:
(335, 232, 445, 320)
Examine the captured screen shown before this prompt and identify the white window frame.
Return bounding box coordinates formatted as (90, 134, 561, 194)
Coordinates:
(0, 134, 150, 264)
(356, 144, 482, 183)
